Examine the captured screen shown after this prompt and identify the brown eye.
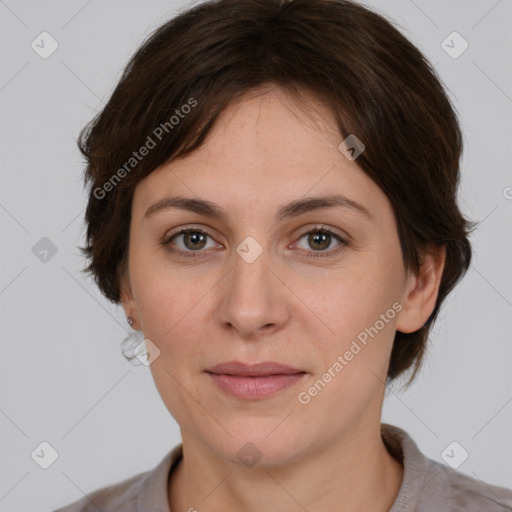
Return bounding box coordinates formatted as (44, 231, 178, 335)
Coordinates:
(163, 229, 219, 258)
(293, 227, 348, 259)
(307, 232, 332, 251)
(181, 231, 208, 250)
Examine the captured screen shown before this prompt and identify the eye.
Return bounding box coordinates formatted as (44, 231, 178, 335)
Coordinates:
(162, 225, 349, 259)
(162, 228, 219, 258)
(292, 226, 348, 258)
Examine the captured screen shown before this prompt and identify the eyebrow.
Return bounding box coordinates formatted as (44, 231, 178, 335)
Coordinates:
(144, 194, 373, 223)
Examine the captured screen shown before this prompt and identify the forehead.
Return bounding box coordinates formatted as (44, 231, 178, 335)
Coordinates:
(132, 86, 388, 223)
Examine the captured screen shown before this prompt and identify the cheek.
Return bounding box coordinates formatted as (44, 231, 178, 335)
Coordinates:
(148, 362, 205, 434)
(293, 258, 402, 398)
(300, 261, 401, 344)
(130, 256, 200, 334)
(143, 317, 207, 428)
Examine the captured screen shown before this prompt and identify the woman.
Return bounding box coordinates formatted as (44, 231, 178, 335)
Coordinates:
(55, 0, 512, 510)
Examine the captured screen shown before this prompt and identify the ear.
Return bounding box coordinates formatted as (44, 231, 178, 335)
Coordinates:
(118, 258, 139, 330)
(396, 244, 446, 334)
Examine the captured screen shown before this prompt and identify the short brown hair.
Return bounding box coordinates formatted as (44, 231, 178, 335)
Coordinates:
(78, 0, 475, 383)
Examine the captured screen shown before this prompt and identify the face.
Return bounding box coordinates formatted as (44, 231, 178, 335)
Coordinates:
(120, 85, 432, 466)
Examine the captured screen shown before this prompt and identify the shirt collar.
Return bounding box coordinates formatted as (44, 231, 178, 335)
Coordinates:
(136, 423, 434, 511)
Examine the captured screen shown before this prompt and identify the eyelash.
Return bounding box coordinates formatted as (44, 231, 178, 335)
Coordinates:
(161, 225, 349, 259)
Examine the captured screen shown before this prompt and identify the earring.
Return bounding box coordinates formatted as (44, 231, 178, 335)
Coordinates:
(127, 315, 134, 327)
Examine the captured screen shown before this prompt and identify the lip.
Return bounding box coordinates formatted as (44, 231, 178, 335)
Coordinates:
(206, 361, 304, 376)
(206, 361, 306, 400)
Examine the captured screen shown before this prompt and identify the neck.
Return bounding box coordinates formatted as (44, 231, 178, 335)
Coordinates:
(168, 422, 403, 512)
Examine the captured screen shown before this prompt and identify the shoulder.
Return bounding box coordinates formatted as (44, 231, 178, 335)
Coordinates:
(52, 444, 182, 512)
(52, 471, 146, 512)
(418, 457, 512, 511)
(382, 424, 512, 512)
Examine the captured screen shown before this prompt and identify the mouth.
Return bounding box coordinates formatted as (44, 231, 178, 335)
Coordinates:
(205, 361, 307, 400)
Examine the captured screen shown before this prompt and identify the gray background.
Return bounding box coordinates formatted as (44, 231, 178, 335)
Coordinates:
(1, 0, 511, 510)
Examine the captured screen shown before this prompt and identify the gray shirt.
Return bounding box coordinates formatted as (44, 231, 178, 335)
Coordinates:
(53, 424, 512, 511)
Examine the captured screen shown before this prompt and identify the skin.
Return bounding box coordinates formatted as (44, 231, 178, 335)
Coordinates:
(120, 84, 446, 512)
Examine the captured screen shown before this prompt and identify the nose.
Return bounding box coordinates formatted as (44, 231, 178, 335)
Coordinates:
(216, 242, 290, 339)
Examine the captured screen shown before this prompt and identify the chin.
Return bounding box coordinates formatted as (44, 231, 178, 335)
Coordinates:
(201, 418, 311, 468)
